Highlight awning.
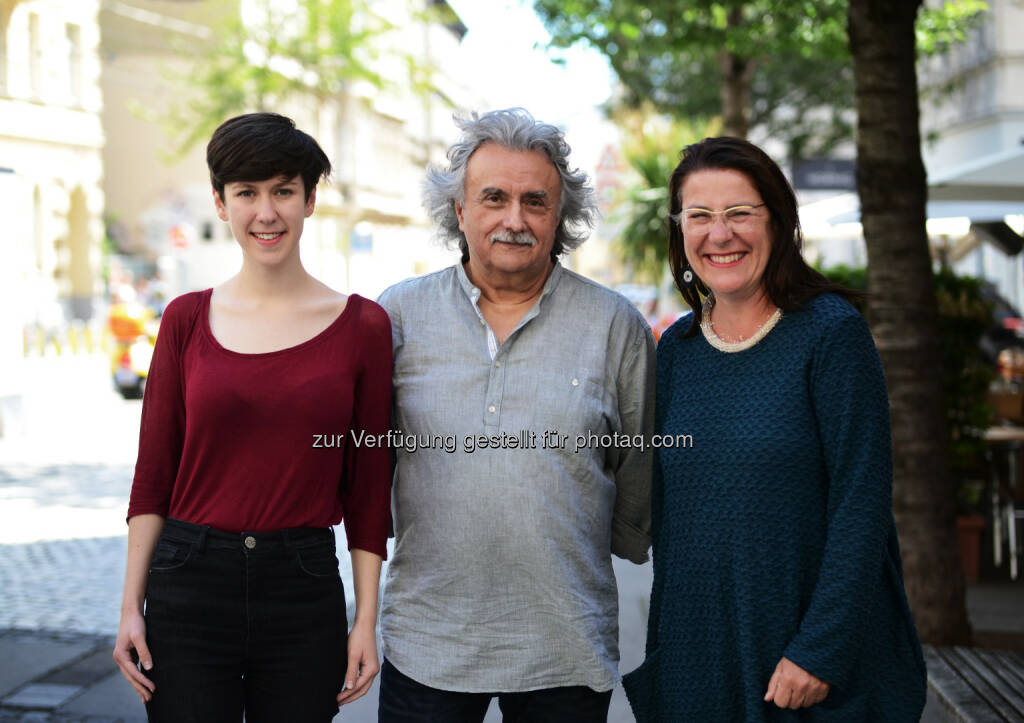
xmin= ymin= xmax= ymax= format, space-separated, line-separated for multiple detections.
xmin=928 ymin=146 xmax=1024 ymax=203
xmin=804 ymin=146 xmax=1024 ymax=224
xmin=823 ymin=199 xmax=1024 ymax=225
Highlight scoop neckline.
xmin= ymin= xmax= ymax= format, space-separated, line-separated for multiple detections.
xmin=200 ymin=288 xmax=359 ymax=358
xmin=699 ymin=297 xmax=783 ymax=353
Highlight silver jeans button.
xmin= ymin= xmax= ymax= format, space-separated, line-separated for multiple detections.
xmin=244 ymin=536 xmax=256 ymax=549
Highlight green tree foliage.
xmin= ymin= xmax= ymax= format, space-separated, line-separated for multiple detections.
xmin=612 ymin=112 xmax=720 ymax=283
xmin=167 ymin=0 xmax=438 ymax=153
xmin=534 ymin=0 xmax=986 ymax=158
xmin=564 ymin=0 xmax=987 ymax=290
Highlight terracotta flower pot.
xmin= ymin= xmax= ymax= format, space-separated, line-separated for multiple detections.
xmin=956 ymin=515 xmax=986 ymax=584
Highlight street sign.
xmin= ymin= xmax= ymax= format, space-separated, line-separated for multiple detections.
xmin=792 ymin=159 xmax=856 ymax=191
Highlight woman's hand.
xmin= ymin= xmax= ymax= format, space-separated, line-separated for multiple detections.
xmin=337 ymin=548 xmax=384 ymax=706
xmin=112 ymin=609 xmax=155 ymax=703
xmin=764 ymin=656 xmax=830 ymax=709
xmin=336 ymin=618 xmax=379 ymax=705
xmin=114 ymin=514 xmax=164 ymax=704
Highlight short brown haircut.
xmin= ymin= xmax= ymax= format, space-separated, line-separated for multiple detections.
xmin=207 ymin=113 xmax=331 ymax=202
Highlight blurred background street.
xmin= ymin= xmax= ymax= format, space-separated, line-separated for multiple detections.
xmin=0 ymin=352 xmax=136 ymax=635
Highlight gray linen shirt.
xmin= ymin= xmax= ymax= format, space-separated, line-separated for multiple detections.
xmin=377 ymin=261 xmax=655 ymax=693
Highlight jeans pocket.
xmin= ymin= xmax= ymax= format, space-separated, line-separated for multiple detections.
xmin=294 ymin=546 xmax=340 ymax=578
xmin=149 ymin=537 xmax=194 ymax=572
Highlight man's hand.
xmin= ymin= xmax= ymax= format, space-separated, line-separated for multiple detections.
xmin=112 ymin=610 xmax=155 ymax=703
xmin=764 ymin=656 xmax=830 ymax=709
xmin=336 ymin=619 xmax=379 ymax=705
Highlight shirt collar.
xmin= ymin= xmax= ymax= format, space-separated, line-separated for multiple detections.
xmin=455 ymin=260 xmax=565 ymax=309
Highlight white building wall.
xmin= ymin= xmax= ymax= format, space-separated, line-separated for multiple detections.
xmin=101 ymin=0 xmax=479 ymax=299
xmin=0 ymin=0 xmax=105 ymax=435
xmin=919 ymin=0 xmax=1024 ymax=173
xmin=811 ymin=0 xmax=1024 ymax=312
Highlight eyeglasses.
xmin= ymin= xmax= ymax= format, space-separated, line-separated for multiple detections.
xmin=676 ymin=204 xmax=766 ymax=232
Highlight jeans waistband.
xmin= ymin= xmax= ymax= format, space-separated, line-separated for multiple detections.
xmin=161 ymin=517 xmax=335 ymax=553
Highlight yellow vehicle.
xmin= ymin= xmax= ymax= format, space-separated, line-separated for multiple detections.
xmin=108 ymin=297 xmax=157 ymax=399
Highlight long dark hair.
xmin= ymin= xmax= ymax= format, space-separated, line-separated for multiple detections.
xmin=668 ymin=137 xmax=861 ymax=335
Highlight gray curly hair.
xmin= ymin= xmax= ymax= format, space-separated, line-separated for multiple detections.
xmin=423 ymin=108 xmax=598 ymax=262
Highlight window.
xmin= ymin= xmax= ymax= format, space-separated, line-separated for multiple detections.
xmin=33 ymin=186 xmax=45 ymax=271
xmin=29 ymin=13 xmax=41 ymax=98
xmin=66 ymin=23 xmax=82 ymax=104
xmin=0 ymin=10 xmax=7 ymax=92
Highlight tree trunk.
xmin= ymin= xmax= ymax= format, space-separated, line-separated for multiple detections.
xmin=719 ymin=8 xmax=752 ymax=138
xmin=848 ymin=0 xmax=970 ymax=645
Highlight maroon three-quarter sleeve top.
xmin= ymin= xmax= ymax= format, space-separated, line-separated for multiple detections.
xmin=127 ymin=289 xmax=393 ymax=558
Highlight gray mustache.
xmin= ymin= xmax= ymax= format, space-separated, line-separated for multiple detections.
xmin=490 ymin=231 xmax=537 ymax=246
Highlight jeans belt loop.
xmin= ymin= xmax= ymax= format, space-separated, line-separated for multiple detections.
xmin=196 ymin=524 xmax=209 ymax=554
xmin=281 ymin=528 xmax=294 ymax=552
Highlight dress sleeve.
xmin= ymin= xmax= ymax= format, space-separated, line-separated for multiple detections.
xmin=609 ymin=314 xmax=656 ymax=563
xmin=782 ymin=310 xmax=894 ymax=688
xmin=340 ymin=299 xmax=394 ymax=558
xmin=126 ymin=294 xmax=197 ymax=520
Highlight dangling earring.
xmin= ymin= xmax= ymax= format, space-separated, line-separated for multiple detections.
xmin=681 ymin=263 xmax=697 ymax=289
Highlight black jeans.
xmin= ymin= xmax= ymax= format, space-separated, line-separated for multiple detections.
xmin=143 ymin=518 xmax=347 ymax=723
xmin=378 ymin=658 xmax=612 ymax=723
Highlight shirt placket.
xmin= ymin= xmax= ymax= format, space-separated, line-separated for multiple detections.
xmin=466 ymin=286 xmax=505 ymax=429
xmin=463 ymin=267 xmax=557 ymax=432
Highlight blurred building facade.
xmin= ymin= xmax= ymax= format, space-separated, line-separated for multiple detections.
xmin=918 ymin=0 xmax=1024 ymax=308
xmin=100 ymin=0 xmax=480 ymax=301
xmin=0 ymin=0 xmax=104 ymax=322
xmin=0 ymin=0 xmax=105 ymax=432
xmin=808 ymin=0 xmax=1024 ymax=308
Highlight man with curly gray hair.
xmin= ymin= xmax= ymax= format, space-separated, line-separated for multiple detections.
xmin=376 ymin=108 xmax=655 ymax=722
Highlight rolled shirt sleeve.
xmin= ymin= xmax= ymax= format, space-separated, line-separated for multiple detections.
xmin=609 ymin=322 xmax=656 ymax=563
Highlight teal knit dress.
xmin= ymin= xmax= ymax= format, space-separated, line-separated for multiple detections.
xmin=622 ymin=293 xmax=926 ymax=722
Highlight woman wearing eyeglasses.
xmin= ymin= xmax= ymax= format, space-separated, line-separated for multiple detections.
xmin=622 ymin=137 xmax=926 ymax=721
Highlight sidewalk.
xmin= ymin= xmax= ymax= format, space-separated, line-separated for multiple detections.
xmin=1 ymin=579 xmax=1021 ymax=722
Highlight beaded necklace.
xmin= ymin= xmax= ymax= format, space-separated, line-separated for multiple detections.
xmin=700 ymin=296 xmax=782 ymax=353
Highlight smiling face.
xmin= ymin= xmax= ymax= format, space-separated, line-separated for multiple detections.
xmin=454 ymin=143 xmax=561 ymax=286
xmin=680 ymin=168 xmax=772 ymax=304
xmin=213 ymin=175 xmax=315 ymax=266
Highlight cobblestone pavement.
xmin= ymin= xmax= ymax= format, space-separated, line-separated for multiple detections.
xmin=0 ymin=537 xmax=125 ymax=634
xmin=0 ymin=356 xmax=139 ymax=634
xmin=0 ymin=462 xmax=147 ymax=635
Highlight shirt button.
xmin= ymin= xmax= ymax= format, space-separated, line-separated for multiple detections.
xmin=488 ymin=405 xmax=496 ymax=413
xmin=571 ymin=378 xmax=579 ymax=386
xmin=480 ymin=319 xmax=486 ymax=326
xmin=495 ymin=361 xmax=502 ymax=368
xmin=244 ymin=536 xmax=256 ymax=549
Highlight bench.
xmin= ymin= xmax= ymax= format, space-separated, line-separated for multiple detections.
xmin=923 ymin=645 xmax=1024 ymax=722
